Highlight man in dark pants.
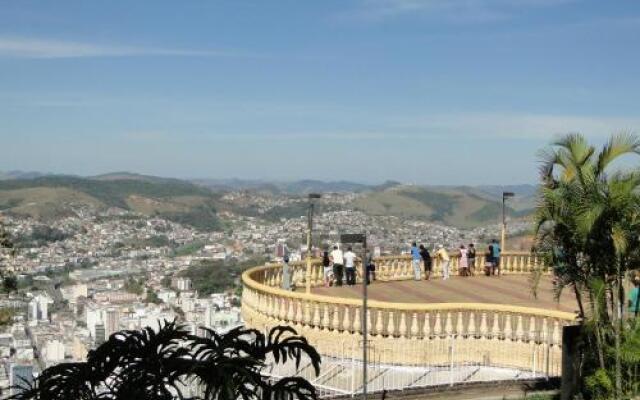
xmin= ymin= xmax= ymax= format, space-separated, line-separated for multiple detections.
xmin=330 ymin=245 xmax=344 ymax=286
xmin=419 ymin=244 xmax=432 ymax=280
xmin=365 ymin=249 xmax=376 ymax=284
xmin=344 ymin=246 xmax=357 ymax=286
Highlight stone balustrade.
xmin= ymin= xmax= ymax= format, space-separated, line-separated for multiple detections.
xmin=258 ymin=252 xmax=548 ymax=288
xmin=241 ymin=253 xmax=575 ymax=376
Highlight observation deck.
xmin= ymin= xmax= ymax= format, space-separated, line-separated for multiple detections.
xmin=241 ymin=252 xmax=578 ymax=393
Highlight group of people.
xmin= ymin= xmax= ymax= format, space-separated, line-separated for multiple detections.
xmin=322 ymin=245 xmax=376 ymax=287
xmin=281 ymin=239 xmax=504 ymax=290
xmin=410 ymin=239 xmax=502 ymax=281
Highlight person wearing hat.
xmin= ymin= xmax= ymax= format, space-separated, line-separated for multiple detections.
xmin=435 ymin=244 xmax=450 ymax=280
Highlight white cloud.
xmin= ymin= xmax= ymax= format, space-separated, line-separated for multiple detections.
xmin=115 ymin=113 xmax=640 ymax=143
xmin=0 ymin=37 xmax=242 ymax=59
xmin=384 ymin=112 xmax=640 ymax=139
xmin=345 ymin=0 xmax=575 ymax=22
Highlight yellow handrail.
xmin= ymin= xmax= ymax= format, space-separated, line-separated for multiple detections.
xmin=242 ymin=263 xmax=576 ymax=321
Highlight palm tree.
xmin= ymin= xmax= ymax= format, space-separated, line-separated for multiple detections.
xmin=535 ymin=133 xmax=640 ymax=399
xmin=7 ymin=321 xmax=321 ymax=400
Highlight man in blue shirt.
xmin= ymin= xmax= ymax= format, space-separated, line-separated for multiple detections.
xmin=491 ymin=239 xmax=501 ymax=275
xmin=411 ymin=242 xmax=421 ymax=280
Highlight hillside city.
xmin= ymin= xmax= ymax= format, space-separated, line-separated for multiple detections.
xmin=0 ymin=188 xmax=530 ymax=393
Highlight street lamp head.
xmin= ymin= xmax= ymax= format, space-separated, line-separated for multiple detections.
xmin=308 ymin=193 xmax=322 ymax=199
xmin=503 ymin=192 xmax=515 ymax=199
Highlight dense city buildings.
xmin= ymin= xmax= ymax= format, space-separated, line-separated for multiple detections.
xmin=0 ymin=189 xmax=528 ymax=393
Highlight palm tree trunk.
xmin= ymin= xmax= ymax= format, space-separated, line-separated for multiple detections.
xmin=614 ymin=273 xmax=624 ymax=399
xmin=587 ymin=282 xmax=606 ymax=370
xmin=573 ymin=283 xmax=585 ymax=320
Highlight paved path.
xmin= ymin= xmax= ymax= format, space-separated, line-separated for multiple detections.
xmin=309 ymin=275 xmax=578 ymax=313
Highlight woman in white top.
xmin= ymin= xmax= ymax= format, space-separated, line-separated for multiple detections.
xmin=458 ymin=244 xmax=469 ymax=277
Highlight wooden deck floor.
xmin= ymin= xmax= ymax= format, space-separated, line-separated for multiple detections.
xmin=309 ymin=275 xmax=578 ymax=313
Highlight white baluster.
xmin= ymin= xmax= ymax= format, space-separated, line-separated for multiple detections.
xmin=552 ymin=320 xmax=561 ymax=345
xmin=321 ymin=305 xmax=330 ymax=330
xmin=410 ymin=313 xmax=419 ymax=338
xmin=332 ymin=305 xmax=341 ymax=330
xmin=433 ymin=312 xmax=442 ymax=336
xmin=445 ymin=312 xmax=453 ymax=335
xmin=515 ymin=315 xmax=524 ymax=341
xmin=423 ymin=313 xmax=431 ymax=338
xmin=491 ymin=313 xmax=500 ymax=340
xmin=376 ymin=310 xmax=384 ymax=337
xmin=387 ymin=311 xmax=396 ymax=336
xmin=353 ymin=308 xmax=362 ymax=333
xmin=399 ymin=313 xmax=408 ymax=338
xmin=468 ymin=312 xmax=476 ymax=338
xmin=342 ymin=307 xmax=351 ymax=332
xmin=479 ymin=312 xmax=488 ymax=338
xmin=504 ymin=314 xmax=513 ymax=340
xmin=312 ymin=303 xmax=321 ymax=329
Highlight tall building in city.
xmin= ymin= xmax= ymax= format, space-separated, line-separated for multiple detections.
xmin=171 ymin=277 xmax=193 ymax=291
xmin=94 ymin=324 xmax=106 ymax=347
xmin=42 ymin=340 xmax=65 ymax=365
xmin=28 ymin=294 xmax=52 ymax=322
xmin=85 ymin=302 xmax=102 ymax=339
xmin=9 ymin=364 xmax=33 ymax=395
xmin=105 ymin=308 xmax=120 ymax=338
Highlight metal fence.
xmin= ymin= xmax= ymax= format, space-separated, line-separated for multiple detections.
xmin=263 ymin=333 xmax=560 ymax=398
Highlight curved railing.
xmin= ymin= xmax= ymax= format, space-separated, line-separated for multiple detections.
xmin=255 ymin=251 xmax=549 ymax=288
xmin=241 ymin=253 xmax=576 ymax=376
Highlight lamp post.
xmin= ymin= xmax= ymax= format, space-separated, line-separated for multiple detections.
xmin=305 ymin=193 xmax=321 ymax=293
xmin=501 ymin=191 xmax=515 ymax=252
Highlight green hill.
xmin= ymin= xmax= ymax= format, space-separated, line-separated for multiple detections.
xmin=0 ymin=176 xmax=223 ymax=231
xmin=352 ymin=185 xmax=534 ymax=228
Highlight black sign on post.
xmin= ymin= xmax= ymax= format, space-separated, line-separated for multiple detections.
xmin=340 ymin=233 xmax=366 ymax=244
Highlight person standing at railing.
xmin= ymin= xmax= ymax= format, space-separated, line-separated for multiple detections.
xmin=344 ymin=246 xmax=357 ymax=286
xmin=435 ymin=244 xmax=450 ymax=280
xmin=485 ymin=244 xmax=494 ymax=276
xmin=411 ymin=242 xmax=422 ymax=281
xmin=491 ymin=239 xmax=501 ymax=275
xmin=468 ymin=243 xmax=476 ymax=276
xmin=459 ymin=244 xmax=469 ymax=277
xmin=322 ymin=250 xmax=333 ymax=287
xmin=282 ymin=252 xmax=292 ymax=291
xmin=419 ymin=244 xmax=432 ymax=280
xmin=330 ymin=245 xmax=344 ymax=286
xmin=365 ymin=248 xmax=376 ymax=284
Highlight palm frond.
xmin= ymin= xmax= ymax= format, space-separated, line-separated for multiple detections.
xmin=596 ymin=131 xmax=640 ymax=176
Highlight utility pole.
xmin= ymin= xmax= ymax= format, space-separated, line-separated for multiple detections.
xmin=362 ymin=234 xmax=368 ymax=400
xmin=340 ymin=233 xmax=367 ymax=400
xmin=305 ymin=193 xmax=321 ymax=293
xmin=501 ymin=191 xmax=515 ymax=252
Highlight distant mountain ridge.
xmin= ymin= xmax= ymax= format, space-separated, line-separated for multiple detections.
xmin=193 ymin=178 xmax=372 ymax=194
xmin=0 ymin=174 xmax=222 ymax=231
xmin=352 ymin=184 xmax=537 ymax=228
xmin=0 ymin=170 xmax=48 ymax=180
xmin=0 ymin=171 xmax=538 ymax=229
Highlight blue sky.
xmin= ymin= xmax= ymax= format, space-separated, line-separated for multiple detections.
xmin=1 ymin=0 xmax=640 ymax=184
